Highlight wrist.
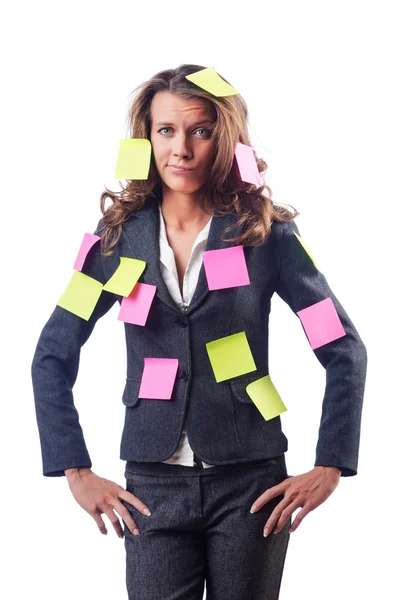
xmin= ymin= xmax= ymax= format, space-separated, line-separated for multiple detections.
xmin=64 ymin=467 xmax=92 ymax=481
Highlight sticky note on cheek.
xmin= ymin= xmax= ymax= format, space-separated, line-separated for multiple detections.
xmin=297 ymin=297 xmax=346 ymax=350
xmin=246 ymin=376 xmax=287 ymax=421
xmin=138 ymin=358 xmax=179 ymax=400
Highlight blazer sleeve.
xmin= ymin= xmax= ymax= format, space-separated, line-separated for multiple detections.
xmin=31 ymin=221 xmax=118 ymax=477
xmin=273 ymin=218 xmax=368 ymax=477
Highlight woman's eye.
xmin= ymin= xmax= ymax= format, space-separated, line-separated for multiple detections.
xmin=158 ymin=127 xmax=211 ymax=137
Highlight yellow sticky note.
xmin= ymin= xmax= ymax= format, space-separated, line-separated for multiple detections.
xmin=206 ymin=331 xmax=256 ymax=382
xmin=114 ymin=138 xmax=152 ymax=180
xmin=246 ymin=376 xmax=287 ymax=421
xmin=185 ymin=66 xmax=239 ymax=97
xmin=293 ymin=231 xmax=322 ymax=273
xmin=103 ymin=257 xmax=146 ymax=297
xmin=57 ymin=270 xmax=103 ymax=321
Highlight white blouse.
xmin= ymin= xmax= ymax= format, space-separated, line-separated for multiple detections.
xmin=157 ymin=200 xmax=215 ymax=468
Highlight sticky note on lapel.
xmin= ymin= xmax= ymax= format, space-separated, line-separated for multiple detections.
xmin=103 ymin=257 xmax=146 ymax=297
xmin=203 ymin=245 xmax=250 ymax=290
xmin=118 ymin=282 xmax=157 ymax=326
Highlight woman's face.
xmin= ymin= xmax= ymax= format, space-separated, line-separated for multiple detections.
xmin=150 ymin=91 xmax=216 ymax=195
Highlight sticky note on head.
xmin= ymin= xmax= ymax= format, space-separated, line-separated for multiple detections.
xmin=185 ymin=66 xmax=239 ymax=97
xmin=118 ymin=282 xmax=157 ymax=326
xmin=138 ymin=358 xmax=179 ymax=400
xmin=234 ymin=142 xmax=262 ymax=187
xmin=114 ymin=138 xmax=152 ymax=180
xmin=73 ymin=233 xmax=101 ymax=271
xmin=293 ymin=231 xmax=322 ymax=273
xmin=246 ymin=375 xmax=287 ymax=421
xmin=297 ymin=297 xmax=346 ymax=350
xmin=103 ymin=257 xmax=146 ymax=297
xmin=203 ymin=245 xmax=250 ymax=290
xmin=57 ymin=270 xmax=103 ymax=321
xmin=206 ymin=331 xmax=256 ymax=382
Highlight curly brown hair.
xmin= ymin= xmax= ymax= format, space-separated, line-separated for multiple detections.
xmin=97 ymin=64 xmax=299 ymax=256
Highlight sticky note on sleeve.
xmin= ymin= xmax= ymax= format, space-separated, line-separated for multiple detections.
xmin=138 ymin=358 xmax=179 ymax=400
xmin=293 ymin=231 xmax=322 ymax=273
xmin=185 ymin=66 xmax=239 ymax=97
xmin=103 ymin=257 xmax=146 ymax=297
xmin=297 ymin=297 xmax=346 ymax=350
xmin=57 ymin=270 xmax=103 ymax=320
xmin=234 ymin=142 xmax=262 ymax=186
xmin=114 ymin=138 xmax=152 ymax=180
xmin=246 ymin=375 xmax=287 ymax=421
xmin=73 ymin=233 xmax=101 ymax=271
xmin=203 ymin=245 xmax=250 ymax=290
xmin=206 ymin=331 xmax=256 ymax=382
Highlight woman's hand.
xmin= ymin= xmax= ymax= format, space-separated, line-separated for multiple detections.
xmin=250 ymin=466 xmax=341 ymax=536
xmin=65 ymin=468 xmax=151 ymax=538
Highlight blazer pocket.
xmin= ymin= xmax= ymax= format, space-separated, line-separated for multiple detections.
xmin=122 ymin=378 xmax=142 ymax=408
xmin=228 ymin=371 xmax=267 ymax=404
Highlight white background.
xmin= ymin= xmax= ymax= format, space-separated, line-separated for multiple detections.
xmin=2 ymin=1 xmax=395 ymax=598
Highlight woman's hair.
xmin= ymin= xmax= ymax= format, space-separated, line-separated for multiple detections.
xmin=97 ymin=64 xmax=299 ymax=256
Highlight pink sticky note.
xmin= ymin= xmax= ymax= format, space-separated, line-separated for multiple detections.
xmin=203 ymin=245 xmax=250 ymax=290
xmin=73 ymin=233 xmax=101 ymax=271
xmin=118 ymin=283 xmax=157 ymax=326
xmin=297 ymin=297 xmax=346 ymax=350
xmin=234 ymin=142 xmax=262 ymax=186
xmin=138 ymin=358 xmax=179 ymax=400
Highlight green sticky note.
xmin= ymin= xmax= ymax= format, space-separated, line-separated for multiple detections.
xmin=103 ymin=257 xmax=146 ymax=297
xmin=206 ymin=331 xmax=256 ymax=382
xmin=185 ymin=66 xmax=239 ymax=97
xmin=293 ymin=231 xmax=322 ymax=273
xmin=246 ymin=376 xmax=287 ymax=421
xmin=57 ymin=270 xmax=103 ymax=321
xmin=114 ymin=138 xmax=152 ymax=180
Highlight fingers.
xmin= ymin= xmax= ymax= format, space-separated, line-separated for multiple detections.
xmin=263 ymin=498 xmax=303 ymax=536
xmin=250 ymin=481 xmax=286 ymax=513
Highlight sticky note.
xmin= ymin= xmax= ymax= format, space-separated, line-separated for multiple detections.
xmin=118 ymin=282 xmax=157 ymax=326
xmin=114 ymin=138 xmax=152 ymax=180
xmin=206 ymin=331 xmax=256 ymax=382
xmin=293 ymin=231 xmax=322 ymax=273
xmin=185 ymin=66 xmax=239 ymax=97
xmin=246 ymin=376 xmax=287 ymax=421
xmin=103 ymin=257 xmax=146 ymax=297
xmin=297 ymin=297 xmax=346 ymax=350
xmin=203 ymin=246 xmax=250 ymax=290
xmin=73 ymin=233 xmax=101 ymax=271
xmin=234 ymin=142 xmax=262 ymax=186
xmin=138 ymin=358 xmax=179 ymax=400
xmin=57 ymin=270 xmax=103 ymax=321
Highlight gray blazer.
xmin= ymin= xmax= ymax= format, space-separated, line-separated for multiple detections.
xmin=31 ymin=195 xmax=367 ymax=477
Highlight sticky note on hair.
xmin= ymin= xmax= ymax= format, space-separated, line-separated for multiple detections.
xmin=234 ymin=142 xmax=262 ymax=186
xmin=138 ymin=358 xmax=179 ymax=400
xmin=103 ymin=257 xmax=146 ymax=297
xmin=203 ymin=245 xmax=250 ymax=290
xmin=297 ymin=297 xmax=346 ymax=350
xmin=185 ymin=66 xmax=239 ymax=97
xmin=114 ymin=138 xmax=152 ymax=180
xmin=246 ymin=376 xmax=287 ymax=421
xmin=118 ymin=282 xmax=157 ymax=326
xmin=206 ymin=331 xmax=256 ymax=382
xmin=73 ymin=233 xmax=101 ymax=271
xmin=293 ymin=231 xmax=322 ymax=273
xmin=57 ymin=270 xmax=103 ymax=321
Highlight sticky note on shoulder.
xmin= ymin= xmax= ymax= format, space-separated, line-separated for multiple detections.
xmin=246 ymin=376 xmax=287 ymax=421
xmin=73 ymin=233 xmax=101 ymax=271
xmin=293 ymin=231 xmax=322 ymax=273
xmin=103 ymin=257 xmax=146 ymax=297
xmin=185 ymin=66 xmax=239 ymax=97
xmin=114 ymin=138 xmax=152 ymax=180
xmin=206 ymin=331 xmax=256 ymax=382
xmin=297 ymin=297 xmax=346 ymax=350
xmin=203 ymin=245 xmax=250 ymax=290
xmin=57 ymin=270 xmax=103 ymax=320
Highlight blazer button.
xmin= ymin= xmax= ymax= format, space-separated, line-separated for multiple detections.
xmin=174 ymin=316 xmax=188 ymax=327
xmin=179 ymin=369 xmax=189 ymax=380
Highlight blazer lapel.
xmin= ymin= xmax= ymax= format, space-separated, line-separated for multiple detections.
xmin=122 ymin=194 xmax=246 ymax=315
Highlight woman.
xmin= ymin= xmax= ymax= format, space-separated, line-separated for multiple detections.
xmin=31 ymin=64 xmax=367 ymax=599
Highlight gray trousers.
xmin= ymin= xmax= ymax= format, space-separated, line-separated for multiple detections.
xmin=121 ymin=455 xmax=291 ymax=600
